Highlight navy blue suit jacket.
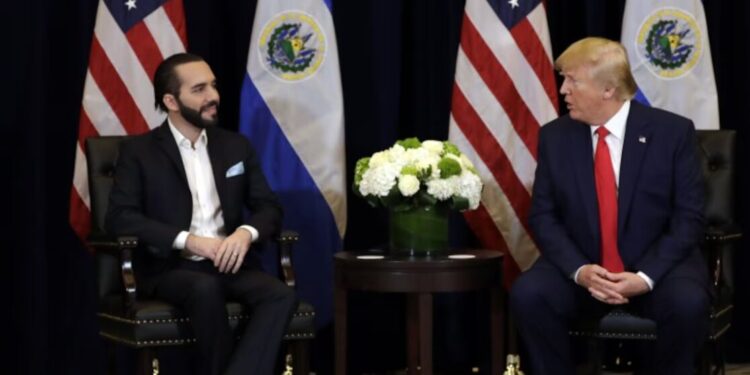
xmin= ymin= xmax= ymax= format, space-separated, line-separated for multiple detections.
xmin=528 ymin=101 xmax=706 ymax=286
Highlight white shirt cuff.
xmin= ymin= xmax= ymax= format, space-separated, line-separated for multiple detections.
xmin=238 ymin=225 xmax=258 ymax=242
xmin=173 ymin=231 xmax=190 ymax=250
xmin=636 ymin=271 xmax=654 ymax=290
xmin=573 ymin=265 xmax=585 ymax=284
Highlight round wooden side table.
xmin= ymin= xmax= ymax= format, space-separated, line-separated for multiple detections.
xmin=334 ymin=250 xmax=504 ymax=375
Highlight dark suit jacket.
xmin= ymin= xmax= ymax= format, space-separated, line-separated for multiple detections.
xmin=529 ymin=101 xmax=706 ymax=286
xmin=105 ymin=122 xmax=282 ymax=289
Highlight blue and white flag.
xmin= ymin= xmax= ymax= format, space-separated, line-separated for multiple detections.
xmin=240 ymin=0 xmax=345 ymax=326
xmin=621 ymin=0 xmax=719 ymax=129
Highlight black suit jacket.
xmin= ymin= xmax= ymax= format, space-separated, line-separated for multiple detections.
xmin=105 ymin=122 xmax=282 ymax=289
xmin=529 ymin=101 xmax=707 ymax=286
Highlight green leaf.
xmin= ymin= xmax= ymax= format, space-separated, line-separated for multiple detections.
xmin=417 ymin=190 xmax=438 ymax=206
xmin=450 ymin=196 xmax=470 ymax=211
xmin=378 ymin=185 xmax=404 ymax=207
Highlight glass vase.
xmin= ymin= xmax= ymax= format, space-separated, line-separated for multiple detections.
xmin=389 ymin=206 xmax=449 ymax=256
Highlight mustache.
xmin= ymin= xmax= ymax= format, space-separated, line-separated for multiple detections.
xmin=200 ymin=101 xmax=219 ymax=113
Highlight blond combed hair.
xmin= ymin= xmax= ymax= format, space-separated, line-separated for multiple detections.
xmin=555 ymin=37 xmax=638 ymax=101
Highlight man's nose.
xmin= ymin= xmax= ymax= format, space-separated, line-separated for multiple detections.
xmin=559 ymin=81 xmax=569 ymax=95
xmin=206 ymin=86 xmax=220 ymax=101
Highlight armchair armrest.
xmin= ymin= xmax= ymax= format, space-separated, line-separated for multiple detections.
xmin=276 ymin=230 xmax=300 ymax=288
xmin=703 ymin=224 xmax=742 ymax=289
xmin=89 ymin=236 xmax=139 ymax=314
xmin=705 ymin=224 xmax=742 ymax=243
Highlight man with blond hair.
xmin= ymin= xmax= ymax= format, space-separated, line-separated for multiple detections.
xmin=510 ymin=37 xmax=709 ymax=374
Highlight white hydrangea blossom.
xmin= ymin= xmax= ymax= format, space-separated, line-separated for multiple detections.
xmin=359 ymin=164 xmax=400 ymax=197
xmin=460 ymin=154 xmax=475 ymax=170
xmin=456 ymin=171 xmax=483 ymax=209
xmin=387 ymin=144 xmax=406 ymax=163
xmin=398 ymin=174 xmax=420 ymax=197
xmin=369 ymin=150 xmax=390 ymax=168
xmin=354 ymin=139 xmax=484 ymax=211
xmin=421 ymin=140 xmax=444 ymax=155
xmin=403 ymin=147 xmax=429 ymax=165
xmin=415 ymin=153 xmax=440 ymax=177
xmin=426 ymin=177 xmax=457 ymax=201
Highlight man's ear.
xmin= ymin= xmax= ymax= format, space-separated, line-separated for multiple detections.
xmin=163 ymin=94 xmax=179 ymax=112
xmin=602 ymin=86 xmax=616 ymax=100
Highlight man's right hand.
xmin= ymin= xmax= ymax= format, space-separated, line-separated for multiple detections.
xmin=185 ymin=234 xmax=222 ymax=260
xmin=576 ymin=264 xmax=629 ymax=305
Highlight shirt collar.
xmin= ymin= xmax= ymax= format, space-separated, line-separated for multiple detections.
xmin=167 ymin=118 xmax=208 ymax=149
xmin=590 ymin=100 xmax=630 ymax=141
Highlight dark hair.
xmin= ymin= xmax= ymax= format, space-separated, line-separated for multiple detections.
xmin=153 ymin=53 xmax=205 ymax=112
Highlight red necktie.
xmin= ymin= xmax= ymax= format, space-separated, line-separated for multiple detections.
xmin=594 ymin=127 xmax=624 ymax=272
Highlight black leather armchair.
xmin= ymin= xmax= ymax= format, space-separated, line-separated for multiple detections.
xmin=86 ymin=136 xmax=316 ymax=374
xmin=568 ymin=130 xmax=741 ymax=375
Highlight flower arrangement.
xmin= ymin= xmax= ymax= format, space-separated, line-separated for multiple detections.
xmin=353 ymin=137 xmax=483 ymax=212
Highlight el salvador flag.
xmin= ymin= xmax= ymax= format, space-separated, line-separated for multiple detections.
xmin=240 ymin=0 xmax=346 ymax=327
xmin=621 ymin=0 xmax=719 ymax=129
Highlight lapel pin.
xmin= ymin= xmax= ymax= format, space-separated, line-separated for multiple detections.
xmin=638 ymin=136 xmax=647 ymax=144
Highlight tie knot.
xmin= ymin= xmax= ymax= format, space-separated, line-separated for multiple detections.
xmin=596 ymin=126 xmax=609 ymax=138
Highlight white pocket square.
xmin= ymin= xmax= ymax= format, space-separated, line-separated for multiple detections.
xmin=225 ymin=162 xmax=245 ymax=178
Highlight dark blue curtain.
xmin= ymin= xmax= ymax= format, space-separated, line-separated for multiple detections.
xmin=9 ymin=0 xmax=750 ymax=374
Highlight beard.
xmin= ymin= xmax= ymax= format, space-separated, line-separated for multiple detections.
xmin=177 ymin=98 xmax=220 ymax=129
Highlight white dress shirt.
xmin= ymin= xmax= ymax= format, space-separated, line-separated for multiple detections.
xmin=573 ymin=101 xmax=654 ymax=290
xmin=167 ymin=120 xmax=257 ymax=261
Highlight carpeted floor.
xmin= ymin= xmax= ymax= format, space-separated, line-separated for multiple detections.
xmin=349 ymin=363 xmax=750 ymax=374
xmin=726 ymin=363 xmax=750 ymax=374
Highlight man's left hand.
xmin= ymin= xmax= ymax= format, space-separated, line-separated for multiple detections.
xmin=595 ymin=271 xmax=650 ymax=299
xmin=215 ymin=229 xmax=253 ymax=273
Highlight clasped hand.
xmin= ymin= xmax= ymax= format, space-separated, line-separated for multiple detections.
xmin=185 ymin=230 xmax=253 ymax=274
xmin=576 ymin=264 xmax=650 ymax=305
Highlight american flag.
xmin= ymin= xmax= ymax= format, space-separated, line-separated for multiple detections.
xmin=448 ymin=0 xmax=558 ymax=287
xmin=69 ymin=0 xmax=187 ymax=241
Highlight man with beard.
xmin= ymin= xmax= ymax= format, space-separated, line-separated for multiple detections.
xmin=106 ymin=53 xmax=297 ymax=375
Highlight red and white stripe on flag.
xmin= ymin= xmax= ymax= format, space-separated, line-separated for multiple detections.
xmin=448 ymin=0 xmax=558 ymax=287
xmin=69 ymin=0 xmax=187 ymax=241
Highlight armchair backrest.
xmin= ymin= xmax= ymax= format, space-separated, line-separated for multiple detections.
xmin=85 ymin=136 xmax=133 ymax=299
xmin=697 ymin=130 xmax=736 ymax=228
xmin=696 ymin=130 xmax=736 ymax=289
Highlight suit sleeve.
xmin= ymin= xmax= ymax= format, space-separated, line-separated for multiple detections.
xmin=528 ymin=128 xmax=590 ymax=277
xmin=635 ymin=122 xmax=705 ymax=284
xmin=105 ymin=140 xmax=183 ymax=254
xmin=241 ymin=140 xmax=282 ymax=242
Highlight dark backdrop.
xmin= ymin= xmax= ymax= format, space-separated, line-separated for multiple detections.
xmin=9 ymin=0 xmax=750 ymax=374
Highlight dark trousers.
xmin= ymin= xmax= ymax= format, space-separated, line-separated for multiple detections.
xmin=149 ymin=259 xmax=298 ymax=375
xmin=509 ymin=260 xmax=710 ymax=375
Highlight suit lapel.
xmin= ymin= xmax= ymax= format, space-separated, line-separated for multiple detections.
xmin=154 ymin=122 xmax=189 ymax=185
xmin=206 ymin=127 xmax=228 ymax=209
xmin=570 ymin=121 xmax=600 ymax=242
xmin=617 ymin=102 xmax=652 ymax=237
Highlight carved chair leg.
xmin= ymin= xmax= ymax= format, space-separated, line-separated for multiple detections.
xmin=136 ymin=348 xmax=159 ymax=375
xmin=588 ymin=338 xmax=603 ymax=375
xmin=106 ymin=342 xmax=117 ymax=375
xmin=288 ymin=340 xmax=310 ymax=375
xmin=712 ymin=338 xmax=726 ymax=375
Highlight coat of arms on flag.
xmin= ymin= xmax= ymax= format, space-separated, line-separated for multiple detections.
xmin=622 ymin=0 xmax=719 ymax=130
xmin=258 ymin=11 xmax=327 ymax=81
xmin=636 ymin=8 xmax=703 ymax=79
